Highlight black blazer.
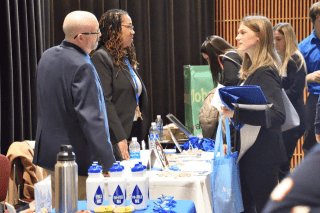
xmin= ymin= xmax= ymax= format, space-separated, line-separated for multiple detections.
xmin=235 ymin=66 xmax=287 ymax=166
xmin=221 ymin=51 xmax=242 ymax=86
xmin=282 ymin=54 xmax=307 ymax=131
xmin=91 ymin=45 xmax=149 ymax=145
xmin=33 ymin=40 xmax=115 ymax=176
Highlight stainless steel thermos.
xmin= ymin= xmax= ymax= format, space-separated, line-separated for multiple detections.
xmin=55 ymin=145 xmax=78 ymax=213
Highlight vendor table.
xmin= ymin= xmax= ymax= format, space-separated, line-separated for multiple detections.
xmin=52 ymin=199 xmax=196 ymax=213
xmin=105 ymin=149 xmax=213 ymax=213
xmin=148 ymin=172 xmax=212 ymax=213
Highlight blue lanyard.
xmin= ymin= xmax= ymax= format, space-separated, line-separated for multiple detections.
xmin=125 ymin=59 xmax=139 ymax=104
xmin=86 ymin=55 xmax=111 ymax=145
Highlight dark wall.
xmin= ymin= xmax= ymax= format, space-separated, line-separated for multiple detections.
xmin=1 ymin=0 xmax=215 ymax=155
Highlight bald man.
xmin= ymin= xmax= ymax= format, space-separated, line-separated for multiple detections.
xmin=33 ymin=11 xmax=116 ymax=203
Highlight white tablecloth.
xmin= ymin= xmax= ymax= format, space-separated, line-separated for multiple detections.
xmin=104 ymin=150 xmax=213 ymax=213
xmin=104 ymin=173 xmax=212 ymax=213
xmin=148 ymin=172 xmax=212 ymax=213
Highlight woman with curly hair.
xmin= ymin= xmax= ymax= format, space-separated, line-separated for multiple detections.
xmin=91 ymin=9 xmax=149 ymax=161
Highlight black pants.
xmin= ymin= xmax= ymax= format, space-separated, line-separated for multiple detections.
xmin=240 ymin=162 xmax=279 ymax=213
xmin=303 ymin=93 xmax=319 ymax=153
xmin=278 ymin=126 xmax=304 ymax=182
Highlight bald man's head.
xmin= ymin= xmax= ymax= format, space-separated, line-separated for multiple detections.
xmin=63 ymin=11 xmax=98 ymax=40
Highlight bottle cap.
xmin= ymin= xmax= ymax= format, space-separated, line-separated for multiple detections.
xmin=131 ymin=163 xmax=144 ymax=172
xmin=132 ymin=137 xmax=137 ymax=142
xmin=139 ymin=162 xmax=147 ymax=171
xmin=56 ymin=145 xmax=76 ymax=161
xmin=151 ymin=122 xmax=156 ymax=126
xmin=109 ymin=163 xmax=124 ymax=172
xmin=157 ymin=115 xmax=161 ymax=119
xmin=88 ymin=164 xmax=102 ymax=173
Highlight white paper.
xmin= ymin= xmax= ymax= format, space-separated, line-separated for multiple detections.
xmin=210 ymin=84 xmax=225 ymax=111
xmin=35 ymin=175 xmax=52 ymax=213
xmin=237 ymin=124 xmax=261 ymax=163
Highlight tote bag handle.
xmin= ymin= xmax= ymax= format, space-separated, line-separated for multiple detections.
xmin=214 ymin=115 xmax=231 ymax=158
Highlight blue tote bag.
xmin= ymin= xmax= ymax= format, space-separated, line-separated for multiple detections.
xmin=211 ymin=116 xmax=243 ymax=213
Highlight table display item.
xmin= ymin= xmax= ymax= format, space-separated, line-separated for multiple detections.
xmin=139 ymin=162 xmax=149 ymax=206
xmin=35 ymin=175 xmax=52 ymax=213
xmin=153 ymin=195 xmax=177 ymax=212
xmin=184 ymin=65 xmax=215 ymax=136
xmin=86 ymin=163 xmax=105 ymax=210
xmin=93 ymin=205 xmax=116 ymax=213
xmin=141 ymin=140 xmax=146 ymax=150
xmin=108 ymin=162 xmax=126 ymax=207
xmin=155 ymin=115 xmax=164 ymax=141
xmin=113 ymin=206 xmax=135 ymax=213
xmin=166 ymin=113 xmax=194 ymax=138
xmin=128 ymin=164 xmax=148 ymax=210
xmin=55 ymin=145 xmax=78 ymax=213
xmin=149 ymin=122 xmax=159 ymax=150
xmin=129 ymin=137 xmax=141 ymax=159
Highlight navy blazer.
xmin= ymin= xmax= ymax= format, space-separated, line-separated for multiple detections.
xmin=235 ymin=66 xmax=287 ymax=166
xmin=91 ymin=45 xmax=149 ymax=145
xmin=33 ymin=40 xmax=115 ymax=176
xmin=263 ymin=144 xmax=320 ymax=212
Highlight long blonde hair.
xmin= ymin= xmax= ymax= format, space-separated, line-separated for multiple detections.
xmin=239 ymin=16 xmax=281 ymax=80
xmin=273 ymin=23 xmax=307 ymax=77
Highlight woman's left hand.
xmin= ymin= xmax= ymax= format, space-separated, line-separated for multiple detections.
xmin=220 ymin=106 xmax=234 ymax=118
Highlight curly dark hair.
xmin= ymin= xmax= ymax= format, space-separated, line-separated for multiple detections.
xmin=98 ymin=9 xmax=139 ymax=77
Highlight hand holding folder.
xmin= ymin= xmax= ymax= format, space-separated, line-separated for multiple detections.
xmin=218 ymin=85 xmax=268 ymax=110
xmin=217 ymin=85 xmax=274 ymax=162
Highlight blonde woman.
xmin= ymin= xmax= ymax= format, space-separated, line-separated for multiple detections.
xmin=221 ymin=16 xmax=287 ymax=213
xmin=273 ymin=23 xmax=307 ymax=182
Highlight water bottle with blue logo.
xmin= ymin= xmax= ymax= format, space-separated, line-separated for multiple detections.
xmin=138 ymin=162 xmax=149 ymax=206
xmin=129 ymin=137 xmax=141 ymax=159
xmin=155 ymin=115 xmax=163 ymax=141
xmin=128 ymin=163 xmax=148 ymax=210
xmin=108 ymin=162 xmax=126 ymax=207
xmin=149 ymin=122 xmax=159 ymax=150
xmin=86 ymin=163 xmax=105 ymax=211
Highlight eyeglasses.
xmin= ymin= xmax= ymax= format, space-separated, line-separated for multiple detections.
xmin=122 ymin=25 xmax=134 ymax=31
xmin=74 ymin=29 xmax=100 ymax=39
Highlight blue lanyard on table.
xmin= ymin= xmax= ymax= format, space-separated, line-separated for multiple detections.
xmin=125 ymin=59 xmax=139 ymax=104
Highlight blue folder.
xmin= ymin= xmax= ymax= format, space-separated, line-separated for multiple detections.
xmin=218 ymin=86 xmax=267 ymax=110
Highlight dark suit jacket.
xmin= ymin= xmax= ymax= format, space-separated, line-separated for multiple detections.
xmin=282 ymin=54 xmax=307 ymax=131
xmin=33 ymin=40 xmax=115 ymax=176
xmin=91 ymin=45 xmax=149 ymax=146
xmin=235 ymin=66 xmax=287 ymax=166
xmin=263 ymin=144 xmax=320 ymax=213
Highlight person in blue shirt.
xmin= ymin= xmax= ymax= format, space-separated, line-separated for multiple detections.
xmin=298 ymin=2 xmax=320 ymax=154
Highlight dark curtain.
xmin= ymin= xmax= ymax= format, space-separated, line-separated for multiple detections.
xmin=1 ymin=0 xmax=52 ymax=154
xmin=0 ymin=0 xmax=215 ymax=155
